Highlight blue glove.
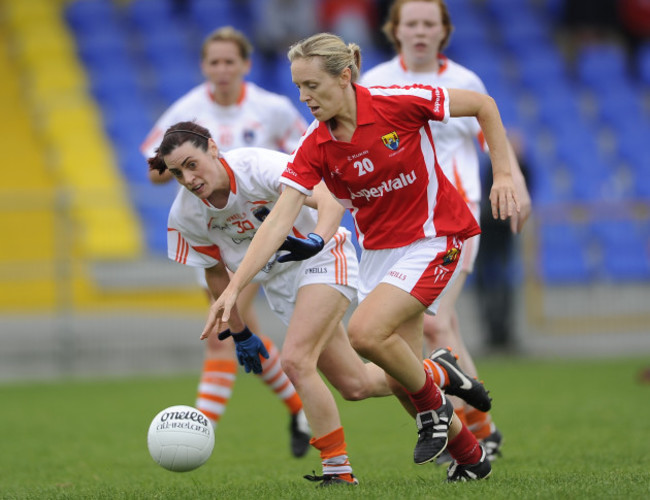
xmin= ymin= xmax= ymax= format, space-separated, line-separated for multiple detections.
xmin=277 ymin=233 xmax=325 ymax=263
xmin=218 ymin=327 xmax=269 ymax=374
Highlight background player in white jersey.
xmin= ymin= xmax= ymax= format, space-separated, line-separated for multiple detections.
xmin=139 ymin=27 xmax=310 ymax=457
xmin=141 ymin=26 xmax=307 ymax=183
xmin=360 ymin=0 xmax=532 ymax=462
xmin=205 ymin=33 xmax=520 ymax=483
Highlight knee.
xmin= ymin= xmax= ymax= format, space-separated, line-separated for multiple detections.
xmin=280 ymin=354 xmax=304 ymax=385
xmin=347 ymin=323 xmax=376 ymax=360
xmin=337 ymin=387 xmax=365 ymax=401
xmin=281 ymin=350 xmax=319 ymax=386
xmin=422 ymin=314 xmax=452 ymax=345
xmin=335 ymin=379 xmax=369 ymax=401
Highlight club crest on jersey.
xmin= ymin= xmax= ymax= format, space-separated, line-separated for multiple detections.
xmin=243 ymin=129 xmax=255 ymax=144
xmin=442 ymin=247 xmax=460 ymax=265
xmin=382 ymin=131 xmax=399 ymax=151
xmin=252 ymin=205 xmax=270 ymax=222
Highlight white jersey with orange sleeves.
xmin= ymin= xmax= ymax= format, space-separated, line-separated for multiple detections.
xmin=360 ymin=54 xmax=487 ymax=205
xmin=167 ymin=147 xmax=358 ymax=324
xmin=281 ymin=84 xmax=480 ymax=251
xmin=140 ymin=81 xmax=307 ymax=158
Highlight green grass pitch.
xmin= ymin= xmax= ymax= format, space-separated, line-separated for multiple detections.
xmin=1 ymin=357 xmax=649 ymax=499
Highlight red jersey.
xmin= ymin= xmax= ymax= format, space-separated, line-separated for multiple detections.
xmin=281 ymin=84 xmax=480 ymax=250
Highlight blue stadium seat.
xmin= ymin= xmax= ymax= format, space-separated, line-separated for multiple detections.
xmin=533 ymin=82 xmax=584 ymax=128
xmin=448 ymin=40 xmax=502 ymax=68
xmin=547 ymin=118 xmax=615 ymax=203
xmin=452 ymin=46 xmax=511 ymax=95
xmin=65 ymin=0 xmax=119 ymax=37
xmin=531 ymin=75 xmax=580 ymax=100
xmin=89 ymin=65 xmax=143 ymax=110
xmin=117 ymin=146 xmax=151 ymax=184
xmin=154 ymin=63 xmax=204 ymax=107
xmin=634 ymin=170 xmax=650 ymax=200
xmin=76 ymin=30 xmax=133 ymax=73
xmin=359 ymin=46 xmax=390 ymax=76
xmin=132 ymin=183 xmax=179 ymax=255
xmin=484 ymin=0 xmax=536 ymax=21
xmin=538 ymin=222 xmax=594 ymax=284
xmin=592 ymin=219 xmax=640 ymax=242
xmin=447 ymin=11 xmax=492 ymax=53
xmin=537 ymin=0 xmax=564 ymax=21
xmin=550 ymin=119 xmax=600 ymax=166
xmin=498 ymin=13 xmax=553 ymax=57
xmin=637 ymin=42 xmax=650 ymax=86
xmin=525 ymin=152 xmax=560 ymax=206
xmin=189 ymin=0 xmax=255 ymax=38
xmin=245 ymin=51 xmax=284 ymax=91
xmin=529 ymin=174 xmax=557 ymax=206
xmin=595 ymin=83 xmax=647 ymax=129
xmin=138 ymin=206 xmax=171 ymax=255
xmin=487 ymin=84 xmax=522 ymax=128
xmin=140 ymin=27 xmax=196 ymax=70
xmin=592 ymin=220 xmax=650 ymax=281
xmin=575 ymin=43 xmax=630 ymax=91
xmin=516 ymin=46 xmax=570 ymax=92
xmin=445 ymin=0 xmax=479 ymax=19
xmin=600 ymin=247 xmax=650 ymax=281
xmin=104 ymin=104 xmax=153 ymax=153
xmin=614 ymin=121 xmax=650 ymax=171
xmin=125 ymin=0 xmax=178 ymax=32
xmin=569 ymin=160 xmax=613 ymax=202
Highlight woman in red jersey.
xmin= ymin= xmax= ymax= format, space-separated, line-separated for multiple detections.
xmin=202 ymin=32 xmax=519 ymax=483
xmin=361 ymin=0 xmax=533 ymax=464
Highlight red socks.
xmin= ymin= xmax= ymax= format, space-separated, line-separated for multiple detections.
xmin=406 ymin=371 xmax=442 ymax=413
xmin=447 ymin=423 xmax=482 ymax=465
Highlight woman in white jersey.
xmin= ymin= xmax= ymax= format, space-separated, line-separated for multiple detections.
xmin=204 ymin=33 xmax=520 ymax=483
xmin=141 ymin=26 xmax=307 ymax=183
xmin=360 ymin=0 xmax=532 ymax=462
xmin=147 ymin=121 xmax=485 ymax=487
xmin=140 ymin=27 xmax=311 ymax=456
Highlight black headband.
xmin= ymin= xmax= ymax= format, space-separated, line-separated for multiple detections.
xmin=164 ymin=129 xmax=210 ymax=141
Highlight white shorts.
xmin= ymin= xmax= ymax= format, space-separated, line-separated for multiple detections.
xmin=194 ymin=265 xmax=208 ymax=289
xmin=357 ymin=235 xmax=466 ymax=315
xmin=461 ymin=202 xmax=481 ymax=274
xmin=194 ymin=265 xmax=257 ymax=292
xmin=262 ymin=228 xmax=359 ymax=325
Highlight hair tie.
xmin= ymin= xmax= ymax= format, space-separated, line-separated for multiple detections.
xmin=164 ymin=129 xmax=210 ymax=140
